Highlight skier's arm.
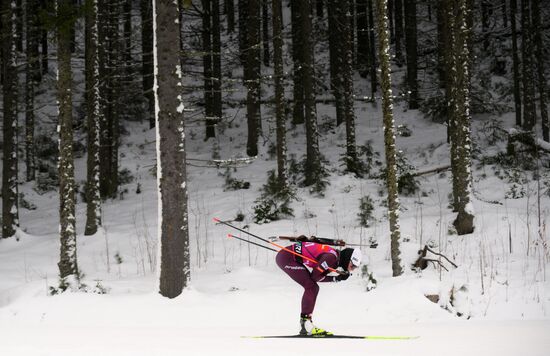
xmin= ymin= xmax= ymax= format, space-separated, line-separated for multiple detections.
xmin=311 ymin=254 xmax=338 ymax=282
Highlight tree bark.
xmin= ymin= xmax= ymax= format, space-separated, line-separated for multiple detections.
xmin=356 ymin=0 xmax=369 ymax=76
xmin=393 ymin=0 xmax=403 ymax=65
xmin=367 ymin=0 xmax=377 ymax=97
xmin=532 ymin=0 xmax=548 ymax=142
xmin=226 ymin=0 xmax=235 ymax=33
xmin=141 ymin=0 xmax=155 ymax=128
xmin=262 ymin=0 xmax=269 ymax=66
xmin=328 ymin=1 xmax=344 ymax=126
xmin=510 ymin=0 xmax=521 ymax=127
xmin=291 ymin=0 xmax=304 ymax=125
xmin=375 ymin=0 xmax=403 ymax=276
xmin=300 ymin=0 xmax=323 ymax=188
xmin=341 ymin=0 xmax=359 ymax=175
xmin=1 ymin=0 xmax=19 ymax=239
xmin=57 ymin=0 xmax=79 ymax=281
xmin=40 ymin=0 xmax=49 ymax=75
xmin=155 ymin=0 xmax=191 ymax=298
xmin=520 ymin=0 xmax=535 ymax=131
xmin=245 ymin=0 xmax=261 ymax=156
xmin=404 ymin=0 xmax=419 ymax=109
xmin=448 ymin=0 xmax=475 ymax=235
xmin=202 ymin=0 xmax=215 ymax=139
xmin=238 ymin=0 xmax=248 ymax=64
xmin=272 ymin=0 xmax=287 ymax=187
xmin=26 ymin=0 xmax=39 ymax=182
xmin=85 ymin=0 xmax=102 ymax=236
xmin=212 ymin=0 xmax=223 ymax=126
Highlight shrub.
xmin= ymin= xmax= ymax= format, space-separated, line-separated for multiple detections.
xmin=253 ymin=170 xmax=296 ymax=224
xmin=357 ymin=195 xmax=375 ymax=228
xmin=223 ymin=168 xmax=250 ymax=191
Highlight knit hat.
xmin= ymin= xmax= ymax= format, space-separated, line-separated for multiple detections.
xmin=339 ymin=248 xmax=362 ymax=269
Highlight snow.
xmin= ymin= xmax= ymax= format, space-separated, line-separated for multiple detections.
xmin=1 ymin=5 xmax=550 ymax=356
xmin=1 ymin=100 xmax=548 ymax=355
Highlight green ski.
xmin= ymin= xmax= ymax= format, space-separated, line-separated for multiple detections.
xmin=242 ymin=334 xmax=419 ymax=340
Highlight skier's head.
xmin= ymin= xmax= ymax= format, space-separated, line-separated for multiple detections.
xmin=339 ymin=248 xmax=362 ymax=272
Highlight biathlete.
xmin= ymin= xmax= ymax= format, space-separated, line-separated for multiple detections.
xmin=275 ymin=241 xmax=362 ymax=336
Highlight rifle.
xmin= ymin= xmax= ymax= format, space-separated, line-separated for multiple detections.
xmin=275 ymin=235 xmax=347 ymax=247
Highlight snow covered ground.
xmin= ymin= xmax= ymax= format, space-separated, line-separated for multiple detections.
xmin=1 ymin=95 xmax=549 ymax=355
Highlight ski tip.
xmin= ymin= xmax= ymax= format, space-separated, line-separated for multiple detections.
xmin=213 ymin=217 xmax=220 ymax=223
xmin=227 ymin=233 xmax=234 ymax=238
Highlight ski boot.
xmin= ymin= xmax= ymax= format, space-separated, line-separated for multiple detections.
xmin=300 ymin=314 xmax=333 ymax=336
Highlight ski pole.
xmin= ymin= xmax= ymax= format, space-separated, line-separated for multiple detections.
xmin=227 ymin=234 xmax=278 ymax=252
xmin=214 ymin=218 xmax=342 ymax=274
xmin=228 ymin=234 xmax=337 ymax=274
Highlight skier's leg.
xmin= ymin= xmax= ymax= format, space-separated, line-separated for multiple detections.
xmin=276 ymin=250 xmax=319 ymax=315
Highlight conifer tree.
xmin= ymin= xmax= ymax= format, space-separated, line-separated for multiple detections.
xmin=510 ymin=0 xmax=521 ymax=127
xmin=245 ymin=0 xmax=261 ymax=157
xmin=520 ymin=0 xmax=535 ymax=131
xmin=532 ymin=0 xmax=548 ymax=142
xmin=154 ymin=0 xmax=191 ymax=298
xmin=300 ymin=0 xmax=323 ymax=189
xmin=57 ymin=0 xmax=79 ymax=283
xmin=448 ymin=0 xmax=475 ymax=235
xmin=141 ymin=0 xmax=155 ymax=128
xmin=375 ymin=0 xmax=403 ymax=276
xmin=272 ymin=0 xmax=287 ymax=186
xmin=2 ymin=0 xmax=19 ymax=239
xmin=26 ymin=0 xmax=40 ymax=182
xmin=85 ymin=0 xmax=102 ymax=236
xmin=404 ymin=0 xmax=419 ymax=109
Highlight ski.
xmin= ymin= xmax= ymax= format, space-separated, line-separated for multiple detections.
xmin=242 ymin=334 xmax=419 ymax=340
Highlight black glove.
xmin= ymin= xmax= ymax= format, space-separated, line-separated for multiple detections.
xmin=335 ymin=271 xmax=350 ymax=282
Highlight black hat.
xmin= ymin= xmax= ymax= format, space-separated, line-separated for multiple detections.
xmin=339 ymin=248 xmax=355 ymax=269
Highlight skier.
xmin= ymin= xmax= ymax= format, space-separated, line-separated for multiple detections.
xmin=275 ymin=241 xmax=362 ymax=336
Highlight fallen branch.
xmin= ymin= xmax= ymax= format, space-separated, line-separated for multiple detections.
xmin=413 ymin=245 xmax=458 ymax=271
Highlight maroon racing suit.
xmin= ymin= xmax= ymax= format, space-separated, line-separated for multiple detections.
xmin=276 ymin=242 xmax=340 ymax=316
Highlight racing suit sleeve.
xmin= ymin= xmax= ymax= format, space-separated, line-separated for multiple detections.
xmin=310 ymin=253 xmax=338 ymax=282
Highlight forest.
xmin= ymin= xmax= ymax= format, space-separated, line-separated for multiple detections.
xmin=0 ymin=0 xmax=549 ymax=354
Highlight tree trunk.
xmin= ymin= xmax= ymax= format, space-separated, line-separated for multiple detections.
xmin=141 ymin=0 xmax=155 ymax=128
xmin=531 ymin=0 xmax=548 ymax=142
xmin=155 ymin=0 xmax=191 ymax=298
xmin=123 ymin=0 xmax=132 ymax=72
xmin=356 ymin=0 xmax=368 ymax=76
xmin=510 ymin=0 xmax=521 ymax=127
xmin=226 ymin=0 xmax=235 ymax=33
xmin=375 ymin=0 xmax=403 ymax=277
xmin=202 ymin=0 xmax=215 ymax=139
xmin=238 ymin=0 xmax=248 ymax=64
xmin=262 ymin=0 xmax=269 ymax=66
xmin=520 ymin=0 xmax=535 ymax=131
xmin=291 ymin=0 xmax=304 ymax=125
xmin=272 ymin=0 xmax=287 ymax=187
xmin=246 ymin=0 xmax=261 ymax=157
xmin=85 ymin=0 xmax=102 ymax=236
xmin=448 ymin=0 xmax=475 ymax=235
xmin=328 ymin=1 xmax=344 ymax=126
xmin=26 ymin=0 xmax=39 ymax=182
xmin=40 ymin=0 xmax=49 ymax=75
xmin=57 ymin=0 xmax=79 ymax=281
xmin=212 ymin=0 xmax=223 ymax=126
xmin=15 ymin=0 xmax=23 ymax=52
xmin=404 ymin=0 xmax=419 ymax=109
xmin=1 ymin=0 xmax=19 ymax=239
xmin=394 ymin=0 xmax=403 ymax=65
xmin=300 ymin=0 xmax=323 ymax=188
xmin=367 ymin=0 xmax=377 ymax=97
xmin=341 ymin=0 xmax=359 ymax=175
